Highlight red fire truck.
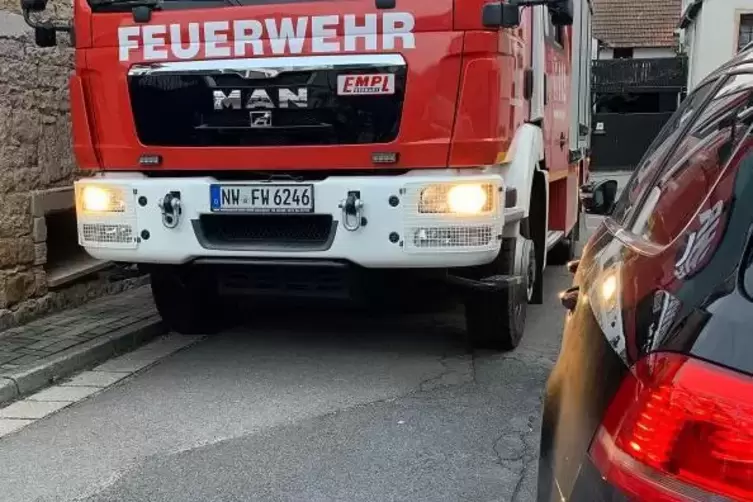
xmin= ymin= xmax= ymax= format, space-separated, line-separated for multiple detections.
xmin=21 ymin=0 xmax=593 ymax=351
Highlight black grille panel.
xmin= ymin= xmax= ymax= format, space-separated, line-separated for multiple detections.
xmin=195 ymin=214 xmax=335 ymax=250
xmin=128 ymin=66 xmax=407 ymax=147
xmin=216 ymin=264 xmax=350 ymax=299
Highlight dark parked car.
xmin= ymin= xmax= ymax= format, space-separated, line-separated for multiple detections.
xmin=537 ymin=48 xmax=753 ymax=501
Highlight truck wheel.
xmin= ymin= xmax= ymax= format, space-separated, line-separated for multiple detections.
xmin=548 ymin=209 xmax=581 ymax=266
xmin=547 ymin=234 xmax=575 ymax=266
xmin=465 ymin=238 xmax=535 ymax=351
xmin=527 ymin=199 xmax=546 ymax=306
xmin=150 ymin=268 xmax=225 ymax=336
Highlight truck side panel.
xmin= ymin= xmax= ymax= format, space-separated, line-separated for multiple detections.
xmin=543 ymin=6 xmax=574 ymax=234
xmin=549 ymin=0 xmax=591 ymax=234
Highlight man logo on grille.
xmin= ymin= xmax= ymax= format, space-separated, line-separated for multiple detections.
xmin=250 ymin=111 xmax=272 ymax=128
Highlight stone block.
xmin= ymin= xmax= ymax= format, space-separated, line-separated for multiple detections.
xmin=31 ymin=187 xmax=74 ymax=217
xmin=0 ymin=59 xmax=38 ymax=90
xmin=11 ymin=297 xmax=43 ymax=325
xmin=16 ymin=237 xmax=34 ymax=264
xmin=33 ymin=243 xmax=46 ymax=266
xmin=0 ymin=194 xmax=32 ymax=238
xmin=0 ymin=143 xmax=39 ymax=174
xmin=32 ymin=217 xmax=47 ymax=243
xmin=0 ymin=239 xmax=18 ymax=268
xmin=0 ymin=108 xmax=40 ymax=154
xmin=0 ymin=309 xmax=13 ymax=331
xmin=0 ymin=166 xmax=45 ymax=194
xmin=36 ymin=55 xmax=74 ymax=93
xmin=0 ymin=270 xmax=36 ymax=308
xmin=39 ymin=121 xmax=75 ymax=185
xmin=34 ymin=268 xmax=47 ymax=296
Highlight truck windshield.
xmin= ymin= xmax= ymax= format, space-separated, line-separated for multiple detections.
xmin=90 ymin=0 xmax=333 ymax=7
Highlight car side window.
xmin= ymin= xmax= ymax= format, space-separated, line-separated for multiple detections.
xmin=637 ymin=74 xmax=753 ymax=246
xmin=610 ymin=80 xmax=718 ymax=224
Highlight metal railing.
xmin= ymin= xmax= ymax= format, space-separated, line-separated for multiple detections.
xmin=593 ymin=57 xmax=688 ymax=93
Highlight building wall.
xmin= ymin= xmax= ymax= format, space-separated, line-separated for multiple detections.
xmin=0 ymin=3 xmax=145 ymax=330
xmin=595 ymin=46 xmax=676 ymax=60
xmin=634 ymin=47 xmax=677 ymax=59
xmin=0 ymin=5 xmax=73 ymax=308
xmin=685 ymin=0 xmax=753 ymax=89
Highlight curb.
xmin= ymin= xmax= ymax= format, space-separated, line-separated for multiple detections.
xmin=0 ymin=377 xmax=15 ymax=404
xmin=0 ymin=317 xmax=165 ymax=406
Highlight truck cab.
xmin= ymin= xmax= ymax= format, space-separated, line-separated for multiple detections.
xmin=21 ymin=0 xmax=589 ymax=350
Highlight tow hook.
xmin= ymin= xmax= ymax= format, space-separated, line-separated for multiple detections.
xmin=339 ymin=191 xmax=364 ymax=232
xmin=160 ymin=191 xmax=182 ymax=229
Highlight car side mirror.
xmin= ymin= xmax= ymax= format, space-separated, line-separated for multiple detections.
xmin=19 ymin=0 xmax=72 ymax=47
xmin=548 ymin=0 xmax=574 ymax=26
xmin=482 ymin=2 xmax=521 ymax=29
xmin=483 ymin=0 xmax=572 ymax=29
xmin=34 ymin=25 xmax=57 ymax=47
xmin=581 ymin=180 xmax=618 ymax=216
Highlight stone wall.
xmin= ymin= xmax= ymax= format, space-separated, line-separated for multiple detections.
xmin=0 ymin=6 xmax=146 ymax=331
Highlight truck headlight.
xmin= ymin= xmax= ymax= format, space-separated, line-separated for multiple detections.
xmin=419 ymin=183 xmax=494 ymax=215
xmin=79 ymin=185 xmax=126 ymax=213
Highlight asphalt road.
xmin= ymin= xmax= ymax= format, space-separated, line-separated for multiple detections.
xmin=0 ymin=263 xmax=575 ymax=502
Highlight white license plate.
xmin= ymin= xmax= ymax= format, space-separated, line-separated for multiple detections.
xmin=210 ymin=184 xmax=314 ymax=213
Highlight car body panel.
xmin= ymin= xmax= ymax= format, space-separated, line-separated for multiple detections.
xmin=538 ymin=47 xmax=753 ymax=501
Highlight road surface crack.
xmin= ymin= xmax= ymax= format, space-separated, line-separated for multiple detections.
xmin=511 ymin=412 xmax=540 ymax=501
xmin=491 ymin=412 xmax=539 ymax=501
xmin=418 ymin=354 xmax=474 ymax=392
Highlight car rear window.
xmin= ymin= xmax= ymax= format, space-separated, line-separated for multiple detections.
xmin=610 ymin=80 xmax=717 ymax=226
xmin=637 ymin=74 xmax=753 ymax=247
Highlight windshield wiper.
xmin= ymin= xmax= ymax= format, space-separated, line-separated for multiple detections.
xmin=90 ymin=0 xmax=236 ymax=18
xmin=90 ymin=0 xmax=159 ymax=5
xmin=89 ymin=0 xmax=161 ymax=19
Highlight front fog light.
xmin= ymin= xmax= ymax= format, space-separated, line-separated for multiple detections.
xmin=80 ymin=186 xmax=126 ymax=213
xmin=447 ymin=185 xmax=488 ymax=214
xmin=419 ymin=183 xmax=493 ymax=214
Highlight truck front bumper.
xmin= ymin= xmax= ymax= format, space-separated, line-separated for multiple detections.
xmin=74 ymin=171 xmax=508 ymax=268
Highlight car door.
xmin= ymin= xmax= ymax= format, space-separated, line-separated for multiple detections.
xmin=542 ymin=12 xmax=570 ymax=176
xmin=539 ymin=70 xmax=753 ymax=501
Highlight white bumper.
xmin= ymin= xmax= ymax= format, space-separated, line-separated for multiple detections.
xmin=75 ymin=171 xmax=506 ymax=268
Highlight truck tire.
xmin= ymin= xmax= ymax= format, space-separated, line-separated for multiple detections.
xmin=150 ymin=268 xmax=225 ymax=336
xmin=526 ymin=195 xmax=546 ymax=306
xmin=548 ymin=207 xmax=581 ymax=266
xmin=547 ymin=233 xmax=575 ymax=266
xmin=465 ymin=238 xmax=535 ymax=351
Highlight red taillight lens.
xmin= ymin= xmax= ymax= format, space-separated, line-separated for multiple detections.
xmin=590 ymin=352 xmax=753 ymax=501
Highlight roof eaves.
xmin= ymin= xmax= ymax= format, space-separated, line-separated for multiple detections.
xmin=679 ymin=0 xmax=703 ymax=29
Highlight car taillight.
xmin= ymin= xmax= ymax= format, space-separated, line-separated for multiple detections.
xmin=590 ymin=352 xmax=753 ymax=501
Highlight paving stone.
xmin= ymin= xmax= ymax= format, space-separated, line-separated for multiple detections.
xmin=0 ymin=419 xmax=33 ymax=437
xmin=0 ymin=400 xmax=71 ymax=419
xmin=63 ymin=371 xmax=130 ymax=388
xmin=7 ymin=355 xmax=40 ymax=365
xmin=0 ymin=286 xmax=162 ymax=406
xmin=25 ymin=340 xmax=57 ymax=350
xmin=12 ymin=348 xmax=52 ymax=357
xmin=42 ymin=339 xmax=82 ymax=353
xmin=6 ymin=337 xmax=36 ymax=345
xmin=94 ymin=354 xmax=161 ymax=373
xmin=28 ymin=386 xmax=100 ymax=402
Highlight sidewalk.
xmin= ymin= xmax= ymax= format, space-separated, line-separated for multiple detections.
xmin=0 ymin=286 xmax=164 ymax=405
